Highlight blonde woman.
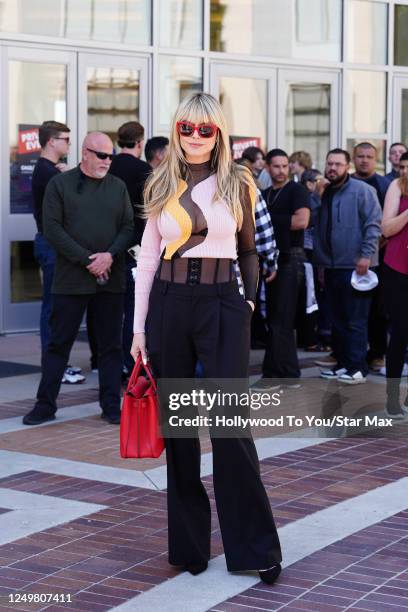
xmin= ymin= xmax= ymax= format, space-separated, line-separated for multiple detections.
xmin=131 ymin=93 xmax=282 ymax=582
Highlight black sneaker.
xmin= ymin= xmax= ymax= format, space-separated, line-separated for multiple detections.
xmin=337 ymin=370 xmax=367 ymax=385
xmin=250 ymin=378 xmax=281 ymax=391
xmin=385 ymin=401 xmax=406 ymax=421
xmin=23 ymin=408 xmax=56 ymax=426
xmin=101 ymin=412 xmax=121 ymax=425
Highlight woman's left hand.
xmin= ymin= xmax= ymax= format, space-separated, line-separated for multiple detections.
xmin=246 ymin=300 xmax=255 ymax=311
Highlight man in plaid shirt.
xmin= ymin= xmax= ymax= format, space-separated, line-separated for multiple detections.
xmin=255 ymin=189 xmax=279 ymax=279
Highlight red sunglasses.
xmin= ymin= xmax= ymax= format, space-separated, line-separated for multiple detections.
xmin=176 ymin=121 xmax=218 ymax=139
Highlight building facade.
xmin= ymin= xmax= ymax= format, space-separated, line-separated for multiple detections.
xmin=0 ymin=0 xmax=407 ymax=333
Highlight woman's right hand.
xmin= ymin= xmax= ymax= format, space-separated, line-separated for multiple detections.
xmin=131 ymin=333 xmax=147 ymax=364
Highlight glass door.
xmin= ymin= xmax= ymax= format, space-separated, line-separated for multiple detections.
xmin=1 ymin=46 xmax=77 ymax=333
xmin=277 ymin=69 xmax=340 ymax=172
xmin=210 ymin=62 xmax=276 ymax=157
xmin=393 ymin=76 xmax=408 ymax=146
xmin=78 ymin=53 xmax=149 ymax=152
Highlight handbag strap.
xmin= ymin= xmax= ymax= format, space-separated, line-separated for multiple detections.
xmin=127 ymin=355 xmax=157 ymax=392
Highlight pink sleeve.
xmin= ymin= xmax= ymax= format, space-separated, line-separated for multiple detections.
xmin=133 ymin=216 xmax=162 ymax=333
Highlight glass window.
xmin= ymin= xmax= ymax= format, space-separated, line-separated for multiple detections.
xmin=346 ymin=70 xmax=386 ymax=134
xmin=210 ymin=0 xmax=342 ymax=61
xmin=10 ymin=241 xmax=42 ymax=303
xmin=9 ymin=61 xmax=67 ymax=215
xmin=347 ymin=1 xmax=388 ymax=65
xmin=86 ymin=67 xmax=140 ymax=144
xmin=285 ymin=83 xmax=330 ymax=172
xmin=159 ymin=0 xmax=203 ymax=49
xmin=219 ymin=77 xmax=267 ymax=151
xmin=158 ymin=56 xmax=203 ymax=132
xmin=0 ymin=0 xmax=151 ymax=45
xmin=394 ymin=5 xmax=408 ymax=66
xmin=346 ymin=138 xmax=386 ymax=175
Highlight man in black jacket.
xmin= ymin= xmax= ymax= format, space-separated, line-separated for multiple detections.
xmin=23 ymin=132 xmax=134 ymax=426
xmin=252 ymin=149 xmax=310 ymax=389
xmin=109 ymin=122 xmax=152 ymax=378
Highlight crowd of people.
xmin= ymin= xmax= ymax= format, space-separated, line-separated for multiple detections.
xmin=20 ymin=92 xmax=408 ymax=585
xmin=22 ymin=112 xmax=408 ymax=427
xmin=237 ymin=140 xmax=408 ymax=420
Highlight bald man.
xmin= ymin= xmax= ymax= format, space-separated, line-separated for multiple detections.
xmin=23 ymin=132 xmax=134 ymax=426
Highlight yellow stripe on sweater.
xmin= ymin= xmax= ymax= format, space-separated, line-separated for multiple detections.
xmin=163 ymin=180 xmax=192 ymax=260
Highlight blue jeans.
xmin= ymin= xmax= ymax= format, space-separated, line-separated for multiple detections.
xmin=325 ymin=269 xmax=372 ymax=375
xmin=33 ymin=233 xmax=56 ymax=356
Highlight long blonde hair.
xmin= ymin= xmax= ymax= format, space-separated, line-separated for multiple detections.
xmin=144 ymin=93 xmax=254 ymax=229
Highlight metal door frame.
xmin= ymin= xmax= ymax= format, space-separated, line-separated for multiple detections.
xmin=0 ymin=45 xmax=77 ymax=332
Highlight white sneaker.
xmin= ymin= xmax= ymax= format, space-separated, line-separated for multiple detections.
xmin=338 ymin=370 xmax=366 ymax=385
xmin=403 ymin=396 xmax=408 ymax=414
xmin=61 ymin=368 xmax=86 ymax=384
xmin=379 ymin=364 xmax=408 ymax=377
xmin=319 ymin=367 xmax=347 ymax=380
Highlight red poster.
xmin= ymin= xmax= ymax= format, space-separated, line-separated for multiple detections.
xmin=18 ymin=127 xmax=41 ymax=155
xmin=10 ymin=124 xmax=41 ymax=214
xmin=230 ymin=136 xmax=262 ymax=160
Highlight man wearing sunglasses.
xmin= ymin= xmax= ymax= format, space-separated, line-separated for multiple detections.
xmin=23 ymin=131 xmax=134 ymax=426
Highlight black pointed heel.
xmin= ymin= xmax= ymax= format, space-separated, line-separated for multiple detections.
xmin=185 ymin=561 xmax=208 ymax=576
xmin=258 ymin=563 xmax=282 ymax=585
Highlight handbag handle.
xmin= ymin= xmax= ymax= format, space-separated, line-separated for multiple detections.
xmin=127 ymin=355 xmax=157 ymax=393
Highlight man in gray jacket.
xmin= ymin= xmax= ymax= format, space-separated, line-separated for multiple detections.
xmin=314 ymin=148 xmax=382 ymax=384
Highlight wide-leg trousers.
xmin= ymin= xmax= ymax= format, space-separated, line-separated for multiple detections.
xmin=146 ymin=278 xmax=282 ymax=571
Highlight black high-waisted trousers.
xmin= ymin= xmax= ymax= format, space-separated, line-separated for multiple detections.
xmin=146 ymin=277 xmax=282 ymax=571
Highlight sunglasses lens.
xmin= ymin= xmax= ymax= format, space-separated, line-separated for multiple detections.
xmin=96 ymin=152 xmax=113 ymax=160
xmin=198 ymin=125 xmax=216 ymax=138
xmin=178 ymin=123 xmax=194 ymax=136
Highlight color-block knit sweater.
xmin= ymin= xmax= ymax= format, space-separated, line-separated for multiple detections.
xmin=133 ymin=162 xmax=257 ymax=333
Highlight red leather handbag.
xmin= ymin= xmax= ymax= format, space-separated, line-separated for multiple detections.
xmin=120 ymin=356 xmax=164 ymax=459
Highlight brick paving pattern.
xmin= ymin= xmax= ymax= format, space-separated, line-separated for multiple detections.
xmin=0 ymin=337 xmax=407 ymax=611
xmin=211 ymin=512 xmax=408 ymax=611
xmin=0 ymin=415 xmax=214 ymax=471
xmin=0 ymin=432 xmax=407 ymax=610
